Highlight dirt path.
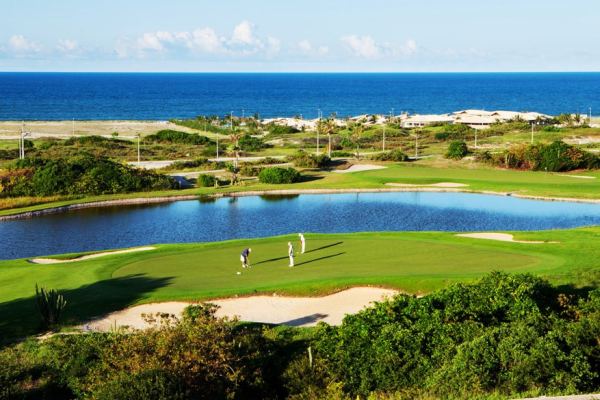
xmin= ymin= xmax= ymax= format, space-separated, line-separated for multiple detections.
xmin=82 ymin=287 xmax=398 ymax=331
xmin=30 ymin=246 xmax=156 ymax=264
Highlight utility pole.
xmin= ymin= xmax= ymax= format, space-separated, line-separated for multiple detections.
xmin=20 ymin=121 xmax=24 ymax=159
xmin=317 ymin=109 xmax=321 ymax=155
xmin=531 ymin=123 xmax=534 ymax=144
xmin=415 ymin=131 xmax=419 ymax=159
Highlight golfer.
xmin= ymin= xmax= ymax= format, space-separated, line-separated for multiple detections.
xmin=240 ymin=248 xmax=251 ymax=268
xmin=299 ymin=233 xmax=306 ymax=254
xmin=288 ymin=242 xmax=294 ymax=267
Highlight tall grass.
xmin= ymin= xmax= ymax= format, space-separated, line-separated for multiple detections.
xmin=0 ymin=195 xmax=70 ymax=211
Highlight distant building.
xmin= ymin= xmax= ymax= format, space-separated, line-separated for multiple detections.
xmin=401 ymin=114 xmax=454 ymax=128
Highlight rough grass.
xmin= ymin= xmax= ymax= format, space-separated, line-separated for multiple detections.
xmin=1 ymin=228 xmax=598 ymax=341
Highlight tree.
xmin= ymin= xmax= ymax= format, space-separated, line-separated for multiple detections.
xmin=349 ymin=122 xmax=364 ymax=160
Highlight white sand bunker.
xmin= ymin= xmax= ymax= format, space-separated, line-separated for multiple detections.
xmin=30 ymin=246 xmax=156 ymax=264
xmin=82 ymin=287 xmax=398 ymax=331
xmin=457 ymin=233 xmax=557 ymax=244
xmin=386 ymin=182 xmax=469 ymax=188
xmin=334 ymin=164 xmax=387 ymax=173
xmin=557 ymin=174 xmax=596 ymax=179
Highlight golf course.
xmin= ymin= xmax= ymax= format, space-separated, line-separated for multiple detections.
xmin=1 ymin=227 xmax=598 ymax=340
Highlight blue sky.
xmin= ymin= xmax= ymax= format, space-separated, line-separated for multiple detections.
xmin=1 ymin=0 xmax=598 ymax=72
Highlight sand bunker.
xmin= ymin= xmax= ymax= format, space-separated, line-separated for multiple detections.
xmin=82 ymin=287 xmax=398 ymax=331
xmin=456 ymin=233 xmax=557 ymax=244
xmin=386 ymin=182 xmax=469 ymax=188
xmin=334 ymin=164 xmax=387 ymax=173
xmin=30 ymin=246 xmax=156 ymax=264
xmin=557 ymin=174 xmax=596 ymax=179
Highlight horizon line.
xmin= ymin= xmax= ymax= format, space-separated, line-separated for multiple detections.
xmin=1 ymin=70 xmax=600 ymax=74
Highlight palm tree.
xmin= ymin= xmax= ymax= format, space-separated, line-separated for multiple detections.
xmin=323 ymin=118 xmax=337 ymax=158
xmin=349 ymin=122 xmax=364 ymax=160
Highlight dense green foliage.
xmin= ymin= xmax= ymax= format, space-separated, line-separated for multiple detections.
xmin=144 ymin=130 xmax=213 ymax=145
xmin=446 ymin=140 xmax=469 ymax=159
xmin=490 ymin=141 xmax=600 ymax=171
xmin=434 ymin=124 xmax=473 ymax=141
xmin=238 ymin=134 xmax=268 ymax=151
xmin=1 ymin=273 xmax=598 ymax=399
xmin=0 ymin=154 xmax=176 ymax=197
xmin=197 ymin=174 xmax=216 ymax=187
xmin=370 ymin=149 xmax=409 ymax=162
xmin=287 ymin=151 xmax=331 ymax=168
xmin=258 ymin=167 xmax=301 ymax=184
xmin=314 ymin=272 xmax=600 ymax=399
xmin=266 ymin=124 xmax=300 ymax=135
xmin=160 ymin=158 xmax=224 ymax=171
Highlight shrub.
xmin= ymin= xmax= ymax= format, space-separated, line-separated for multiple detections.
xmin=35 ymin=285 xmax=67 ymax=330
xmin=258 ymin=167 xmax=301 ymax=184
xmin=266 ymin=124 xmax=300 ymax=135
xmin=239 ymin=165 xmax=263 ymax=177
xmin=330 ymin=150 xmax=354 ymax=158
xmin=496 ymin=141 xmax=600 ymax=171
xmin=197 ymin=174 xmax=216 ymax=187
xmin=446 ymin=141 xmax=469 ymax=159
xmin=238 ymin=134 xmax=268 ymax=151
xmin=370 ymin=149 xmax=409 ymax=162
xmin=2 ymin=154 xmax=177 ymax=197
xmin=287 ymin=151 xmax=331 ymax=168
xmin=144 ymin=130 xmax=213 ymax=145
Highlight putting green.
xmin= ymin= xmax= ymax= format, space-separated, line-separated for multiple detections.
xmin=1 ymin=228 xmax=596 ymax=341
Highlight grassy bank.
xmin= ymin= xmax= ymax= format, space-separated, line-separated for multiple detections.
xmin=2 ymin=162 xmax=600 ymax=218
xmin=1 ymin=228 xmax=599 ymax=340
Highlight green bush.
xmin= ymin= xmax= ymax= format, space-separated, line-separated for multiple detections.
xmin=497 ymin=141 xmax=599 ymax=171
xmin=144 ymin=130 xmax=213 ymax=145
xmin=330 ymin=150 xmax=354 ymax=158
xmin=287 ymin=151 xmax=331 ymax=168
xmin=258 ymin=167 xmax=301 ymax=184
xmin=2 ymin=154 xmax=177 ymax=197
xmin=370 ymin=149 xmax=409 ymax=162
xmin=238 ymin=134 xmax=268 ymax=151
xmin=266 ymin=124 xmax=300 ymax=135
xmin=239 ymin=165 xmax=263 ymax=177
xmin=35 ymin=285 xmax=67 ymax=330
xmin=197 ymin=174 xmax=216 ymax=187
xmin=446 ymin=141 xmax=469 ymax=159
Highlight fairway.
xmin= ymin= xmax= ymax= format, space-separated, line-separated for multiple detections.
xmin=2 ymin=227 xmax=598 ymax=341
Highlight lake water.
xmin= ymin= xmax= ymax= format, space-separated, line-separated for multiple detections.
xmin=1 ymin=192 xmax=600 ymax=260
xmin=0 ymin=72 xmax=598 ymax=120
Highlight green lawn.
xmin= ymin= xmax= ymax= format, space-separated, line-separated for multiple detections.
xmin=1 ymin=228 xmax=599 ymax=341
xmin=2 ymin=162 xmax=600 ymax=217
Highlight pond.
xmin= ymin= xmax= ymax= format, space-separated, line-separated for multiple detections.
xmin=2 ymin=192 xmax=600 ymax=260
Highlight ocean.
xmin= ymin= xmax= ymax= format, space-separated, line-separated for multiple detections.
xmin=0 ymin=72 xmax=598 ymax=120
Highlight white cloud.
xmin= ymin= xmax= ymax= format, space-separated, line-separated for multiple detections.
xmin=341 ymin=35 xmax=418 ymax=59
xmin=341 ymin=35 xmax=380 ymax=58
xmin=117 ymin=21 xmax=280 ymax=59
xmin=8 ymin=35 xmax=41 ymax=53
xmin=297 ymin=40 xmax=329 ymax=56
xmin=57 ymin=39 xmax=79 ymax=53
xmin=298 ymin=39 xmax=312 ymax=53
xmin=231 ymin=21 xmax=256 ymax=45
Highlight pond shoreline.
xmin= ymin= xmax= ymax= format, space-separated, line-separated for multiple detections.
xmin=2 ymin=187 xmax=600 ymax=221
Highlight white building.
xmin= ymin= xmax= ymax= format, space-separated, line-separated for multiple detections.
xmin=401 ymin=114 xmax=455 ymax=128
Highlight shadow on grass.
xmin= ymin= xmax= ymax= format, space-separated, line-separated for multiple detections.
xmin=0 ymin=274 xmax=173 ymax=346
xmin=305 ymin=241 xmax=343 ymax=254
xmin=280 ymin=313 xmax=328 ymax=326
xmin=295 ymin=252 xmax=345 ymax=267
xmin=253 ymin=242 xmax=344 ymax=266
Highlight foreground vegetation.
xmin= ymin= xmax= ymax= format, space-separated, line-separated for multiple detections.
xmin=1 ymin=272 xmax=598 ymax=399
xmin=2 ymin=228 xmax=600 ymax=342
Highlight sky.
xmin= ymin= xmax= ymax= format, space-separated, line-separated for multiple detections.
xmin=0 ymin=0 xmax=598 ymax=72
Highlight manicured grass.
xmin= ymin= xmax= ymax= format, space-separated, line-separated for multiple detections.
xmin=1 ymin=228 xmax=599 ymax=341
xmin=2 ymin=162 xmax=600 ymax=217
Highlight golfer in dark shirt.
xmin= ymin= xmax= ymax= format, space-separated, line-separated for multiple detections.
xmin=240 ymin=248 xmax=251 ymax=268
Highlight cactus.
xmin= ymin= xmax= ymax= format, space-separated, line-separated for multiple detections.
xmin=35 ymin=284 xmax=67 ymax=329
